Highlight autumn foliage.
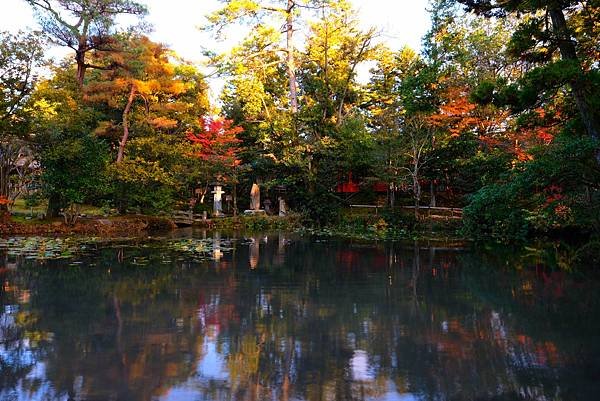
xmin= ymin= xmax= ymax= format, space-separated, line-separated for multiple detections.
xmin=187 ymin=117 xmax=243 ymax=167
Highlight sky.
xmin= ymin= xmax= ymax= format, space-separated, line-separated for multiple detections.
xmin=1 ymin=0 xmax=431 ymax=96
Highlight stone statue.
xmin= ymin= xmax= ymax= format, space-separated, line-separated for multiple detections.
xmin=212 ymin=185 xmax=225 ymax=216
xmin=278 ymin=197 xmax=287 ymax=216
xmin=250 ymin=183 xmax=260 ymax=211
xmin=264 ymin=198 xmax=272 ymax=215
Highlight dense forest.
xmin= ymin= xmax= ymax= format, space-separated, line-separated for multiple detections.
xmin=1 ymin=0 xmax=599 ymax=241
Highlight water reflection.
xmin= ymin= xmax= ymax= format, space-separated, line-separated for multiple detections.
xmin=1 ymin=234 xmax=599 ymax=401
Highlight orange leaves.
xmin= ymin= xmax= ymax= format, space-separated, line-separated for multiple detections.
xmin=536 ymin=129 xmax=554 ymax=145
xmin=84 ymin=36 xmax=191 ymax=112
xmin=430 ymin=85 xmax=560 ymax=165
xmin=427 ymin=86 xmax=483 ymax=138
xmin=509 ymin=108 xmax=560 ymax=160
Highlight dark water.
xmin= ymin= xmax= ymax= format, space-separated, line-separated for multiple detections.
xmin=1 ymin=232 xmax=599 ymax=401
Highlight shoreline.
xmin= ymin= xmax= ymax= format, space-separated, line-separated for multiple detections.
xmin=0 ymin=215 xmax=176 ymax=237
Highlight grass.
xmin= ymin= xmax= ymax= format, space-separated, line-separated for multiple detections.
xmin=10 ymin=198 xmax=106 ymax=217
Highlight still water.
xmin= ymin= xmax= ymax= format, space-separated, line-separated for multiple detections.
xmin=1 ymin=232 xmax=599 ymax=401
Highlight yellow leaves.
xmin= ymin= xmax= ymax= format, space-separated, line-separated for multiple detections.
xmin=228 ymin=0 xmax=261 ymax=17
xmin=30 ymin=98 xmax=57 ymax=118
xmin=167 ymin=81 xmax=187 ymax=95
xmin=150 ymin=117 xmax=178 ymax=130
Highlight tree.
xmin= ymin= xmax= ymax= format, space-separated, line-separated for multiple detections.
xmin=29 ymin=63 xmax=112 ymax=217
xmin=187 ymin=116 xmax=243 ymax=211
xmin=219 ymin=25 xmax=293 ymax=171
xmin=286 ymin=0 xmax=377 ymax=198
xmin=0 ymin=31 xmax=45 ymax=209
xmin=25 ymin=0 xmax=147 ymax=87
xmin=368 ymin=47 xmax=433 ymax=207
xmin=85 ymin=35 xmax=208 ymax=163
xmin=206 ymin=0 xmax=327 ymax=114
xmin=300 ymin=0 xmax=377 ymax=129
xmin=456 ymin=0 xmax=600 ymax=162
xmin=41 ymin=132 xmax=109 ymax=220
xmin=399 ymin=115 xmax=437 ymax=218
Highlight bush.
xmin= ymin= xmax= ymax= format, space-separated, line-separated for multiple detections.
xmin=381 ymin=208 xmax=418 ymax=230
xmin=462 ymin=183 xmax=529 ymax=241
xmin=462 ymin=135 xmax=600 ymax=241
xmin=108 ymin=158 xmax=177 ymax=214
xmin=297 ymin=190 xmax=343 ymax=227
xmin=40 ymin=134 xmax=110 ymax=215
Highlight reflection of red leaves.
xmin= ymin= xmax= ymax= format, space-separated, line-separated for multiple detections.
xmin=0 ymin=196 xmax=10 ymax=206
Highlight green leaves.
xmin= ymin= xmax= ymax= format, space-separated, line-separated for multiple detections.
xmin=40 ymin=133 xmax=110 ymax=207
xmin=0 ymin=30 xmax=46 ymax=136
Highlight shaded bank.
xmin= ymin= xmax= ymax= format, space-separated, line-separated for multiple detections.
xmin=0 ymin=215 xmax=175 ymax=236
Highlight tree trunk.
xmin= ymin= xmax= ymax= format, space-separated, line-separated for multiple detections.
xmin=429 ymin=181 xmax=436 ymax=207
xmin=46 ymin=192 xmax=61 ymax=218
xmin=76 ymin=50 xmax=86 ymax=88
xmin=0 ymin=162 xmax=8 ymax=211
xmin=117 ymin=85 xmax=136 ymax=163
xmin=286 ymin=0 xmax=298 ymax=113
xmin=549 ymin=7 xmax=600 ymax=163
xmin=413 ymin=175 xmax=421 ymax=220
xmin=307 ymin=158 xmax=316 ymax=195
xmin=233 ymin=182 xmax=238 ymax=216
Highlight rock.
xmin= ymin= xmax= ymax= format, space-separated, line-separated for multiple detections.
xmin=98 ymin=219 xmax=113 ymax=226
xmin=243 ymin=209 xmax=266 ymax=215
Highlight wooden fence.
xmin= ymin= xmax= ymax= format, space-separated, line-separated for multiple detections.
xmin=349 ymin=205 xmax=463 ymax=220
xmin=171 ymin=210 xmax=209 ymax=226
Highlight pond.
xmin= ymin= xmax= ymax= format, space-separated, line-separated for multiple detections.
xmin=1 ymin=231 xmax=599 ymax=401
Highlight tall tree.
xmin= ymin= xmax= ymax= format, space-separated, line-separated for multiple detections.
xmin=0 ymin=31 xmax=45 ymax=208
xmin=85 ymin=36 xmax=207 ymax=162
xmin=206 ymin=0 xmax=327 ymax=114
xmin=25 ymin=0 xmax=147 ymax=87
xmin=29 ymin=64 xmax=111 ymax=217
xmin=368 ymin=47 xmax=426 ymax=206
xmin=301 ymin=0 xmax=377 ymax=129
xmin=456 ymin=0 xmax=600 ymax=161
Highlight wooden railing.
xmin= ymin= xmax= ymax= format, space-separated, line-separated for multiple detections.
xmin=400 ymin=206 xmax=463 ymax=218
xmin=171 ymin=210 xmax=209 ymax=225
xmin=349 ymin=205 xmax=463 ymax=220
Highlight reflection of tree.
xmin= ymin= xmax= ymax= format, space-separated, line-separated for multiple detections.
xmin=0 ymin=248 xmax=209 ymax=401
xmin=1 ymin=237 xmax=599 ymax=401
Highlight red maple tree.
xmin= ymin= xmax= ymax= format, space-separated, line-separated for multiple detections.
xmin=186 ymin=116 xmax=243 ymax=168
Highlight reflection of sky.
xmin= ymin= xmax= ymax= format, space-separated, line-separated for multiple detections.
xmin=196 ymin=336 xmax=229 ymax=381
xmin=0 ymin=305 xmax=62 ymax=401
xmin=368 ymin=392 xmax=420 ymax=401
xmin=351 ymin=350 xmax=420 ymax=401
xmin=352 ymin=350 xmax=374 ymax=382
xmin=0 ymin=359 xmax=66 ymax=401
xmin=159 ymin=328 xmax=229 ymax=401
